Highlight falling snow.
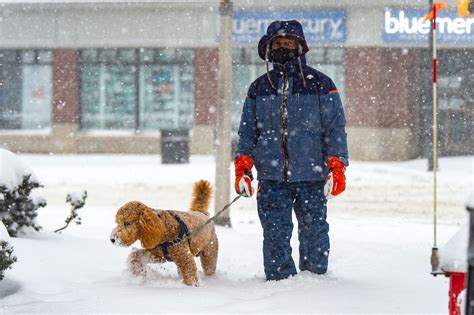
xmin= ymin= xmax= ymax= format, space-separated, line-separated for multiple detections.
xmin=0 ymin=1 xmax=473 ymax=313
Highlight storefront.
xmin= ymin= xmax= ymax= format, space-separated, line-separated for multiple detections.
xmin=384 ymin=8 xmax=474 ymax=157
xmin=0 ymin=1 xmax=472 ymax=159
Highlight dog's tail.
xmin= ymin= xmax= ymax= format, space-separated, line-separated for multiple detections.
xmin=190 ymin=180 xmax=213 ymax=216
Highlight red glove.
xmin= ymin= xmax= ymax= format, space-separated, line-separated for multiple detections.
xmin=324 ymin=156 xmax=346 ymax=199
xmin=234 ymin=155 xmax=254 ymax=197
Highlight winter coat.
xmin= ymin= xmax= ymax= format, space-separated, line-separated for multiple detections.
xmin=235 ymin=20 xmax=348 ymax=182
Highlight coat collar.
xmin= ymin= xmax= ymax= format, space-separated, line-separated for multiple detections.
xmin=273 ymin=56 xmax=306 ymax=77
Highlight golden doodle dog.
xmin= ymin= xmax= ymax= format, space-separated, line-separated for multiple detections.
xmin=110 ymin=180 xmax=217 ymax=286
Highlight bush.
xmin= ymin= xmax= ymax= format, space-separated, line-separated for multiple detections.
xmin=0 ymin=175 xmax=46 ymax=237
xmin=0 ymin=240 xmax=17 ymax=281
xmin=0 ymin=221 xmax=17 ymax=281
xmin=54 ymin=190 xmax=87 ymax=233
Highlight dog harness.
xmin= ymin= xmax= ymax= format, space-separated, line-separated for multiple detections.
xmin=156 ymin=211 xmax=190 ymax=262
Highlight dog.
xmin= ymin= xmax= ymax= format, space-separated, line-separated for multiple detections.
xmin=110 ymin=180 xmax=217 ymax=286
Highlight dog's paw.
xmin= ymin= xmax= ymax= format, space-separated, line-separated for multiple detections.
xmin=128 ymin=264 xmax=147 ymax=277
xmin=183 ymin=278 xmax=200 ymax=287
xmin=127 ymin=249 xmax=151 ymax=277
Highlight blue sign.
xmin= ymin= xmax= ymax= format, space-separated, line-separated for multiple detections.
xmin=232 ymin=11 xmax=346 ymax=44
xmin=384 ymin=9 xmax=474 ymax=43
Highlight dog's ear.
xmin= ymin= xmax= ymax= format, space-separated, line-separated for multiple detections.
xmin=138 ymin=208 xmax=164 ymax=249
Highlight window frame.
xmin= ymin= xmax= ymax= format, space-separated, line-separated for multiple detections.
xmin=0 ymin=49 xmax=53 ymax=131
xmin=78 ymin=48 xmax=195 ymax=132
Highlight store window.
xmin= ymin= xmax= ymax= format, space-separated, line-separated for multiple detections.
xmin=231 ymin=47 xmax=346 ymax=132
xmin=0 ymin=49 xmax=53 ymax=130
xmin=79 ymin=48 xmax=194 ymax=131
xmin=139 ymin=48 xmax=194 ymax=131
xmin=232 ymin=47 xmax=266 ymax=131
xmin=436 ymin=49 xmax=473 ymax=155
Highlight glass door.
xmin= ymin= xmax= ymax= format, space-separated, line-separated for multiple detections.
xmin=437 ymin=49 xmax=474 ymax=156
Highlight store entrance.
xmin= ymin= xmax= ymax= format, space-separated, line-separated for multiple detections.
xmin=437 ymin=49 xmax=473 ymax=156
xmin=418 ymin=48 xmax=473 ymax=157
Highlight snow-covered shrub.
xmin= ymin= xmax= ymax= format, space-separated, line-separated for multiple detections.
xmin=0 ymin=221 xmax=17 ymax=281
xmin=55 ymin=190 xmax=87 ymax=233
xmin=0 ymin=148 xmax=46 ymax=237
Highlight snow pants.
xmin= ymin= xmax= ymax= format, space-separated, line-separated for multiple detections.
xmin=257 ymin=180 xmax=329 ymax=281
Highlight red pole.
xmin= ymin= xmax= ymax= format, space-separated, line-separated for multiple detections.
xmin=430 ymin=2 xmax=440 ymax=273
xmin=433 ymin=4 xmax=437 ymax=84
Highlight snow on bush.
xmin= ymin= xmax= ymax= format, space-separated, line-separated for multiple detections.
xmin=54 ymin=190 xmax=88 ymax=233
xmin=0 ymin=148 xmax=46 ymax=237
xmin=0 ymin=222 xmax=10 ymax=241
xmin=0 ymin=221 xmax=17 ymax=281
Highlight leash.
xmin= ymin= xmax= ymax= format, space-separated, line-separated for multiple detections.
xmin=186 ymin=194 xmax=241 ymax=240
xmin=151 ymin=194 xmax=242 ymax=253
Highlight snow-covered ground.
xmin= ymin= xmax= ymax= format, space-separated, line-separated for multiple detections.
xmin=1 ymin=154 xmax=473 ymax=314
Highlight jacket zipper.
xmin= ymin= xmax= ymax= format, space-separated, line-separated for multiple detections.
xmin=280 ymin=69 xmax=290 ymax=182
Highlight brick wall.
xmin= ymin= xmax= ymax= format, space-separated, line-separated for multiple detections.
xmin=345 ymin=47 xmax=418 ymax=129
xmin=52 ymin=49 xmax=80 ymax=124
xmin=194 ymin=48 xmax=219 ymax=126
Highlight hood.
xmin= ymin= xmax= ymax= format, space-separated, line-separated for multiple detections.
xmin=258 ymin=20 xmax=309 ymax=61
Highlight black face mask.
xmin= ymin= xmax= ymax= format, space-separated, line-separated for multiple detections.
xmin=269 ymin=47 xmax=298 ymax=64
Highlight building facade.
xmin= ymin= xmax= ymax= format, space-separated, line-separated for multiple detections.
xmin=0 ymin=0 xmax=472 ymax=160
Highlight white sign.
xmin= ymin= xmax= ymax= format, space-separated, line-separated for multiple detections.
xmin=231 ymin=11 xmax=346 ymax=44
xmin=384 ymin=9 xmax=474 ymax=43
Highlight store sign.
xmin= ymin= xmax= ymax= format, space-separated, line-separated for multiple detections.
xmin=384 ymin=9 xmax=474 ymax=43
xmin=232 ymin=11 xmax=346 ymax=44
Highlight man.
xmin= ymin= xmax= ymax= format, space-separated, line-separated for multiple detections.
xmin=234 ymin=20 xmax=348 ymax=281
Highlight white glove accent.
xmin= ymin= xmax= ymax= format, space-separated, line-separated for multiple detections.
xmin=238 ymin=175 xmax=253 ymax=197
xmin=324 ymin=172 xmax=334 ymax=199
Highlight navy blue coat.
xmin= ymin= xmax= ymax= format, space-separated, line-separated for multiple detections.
xmin=235 ymin=21 xmax=348 ymax=182
xmin=236 ymin=57 xmax=348 ymax=182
